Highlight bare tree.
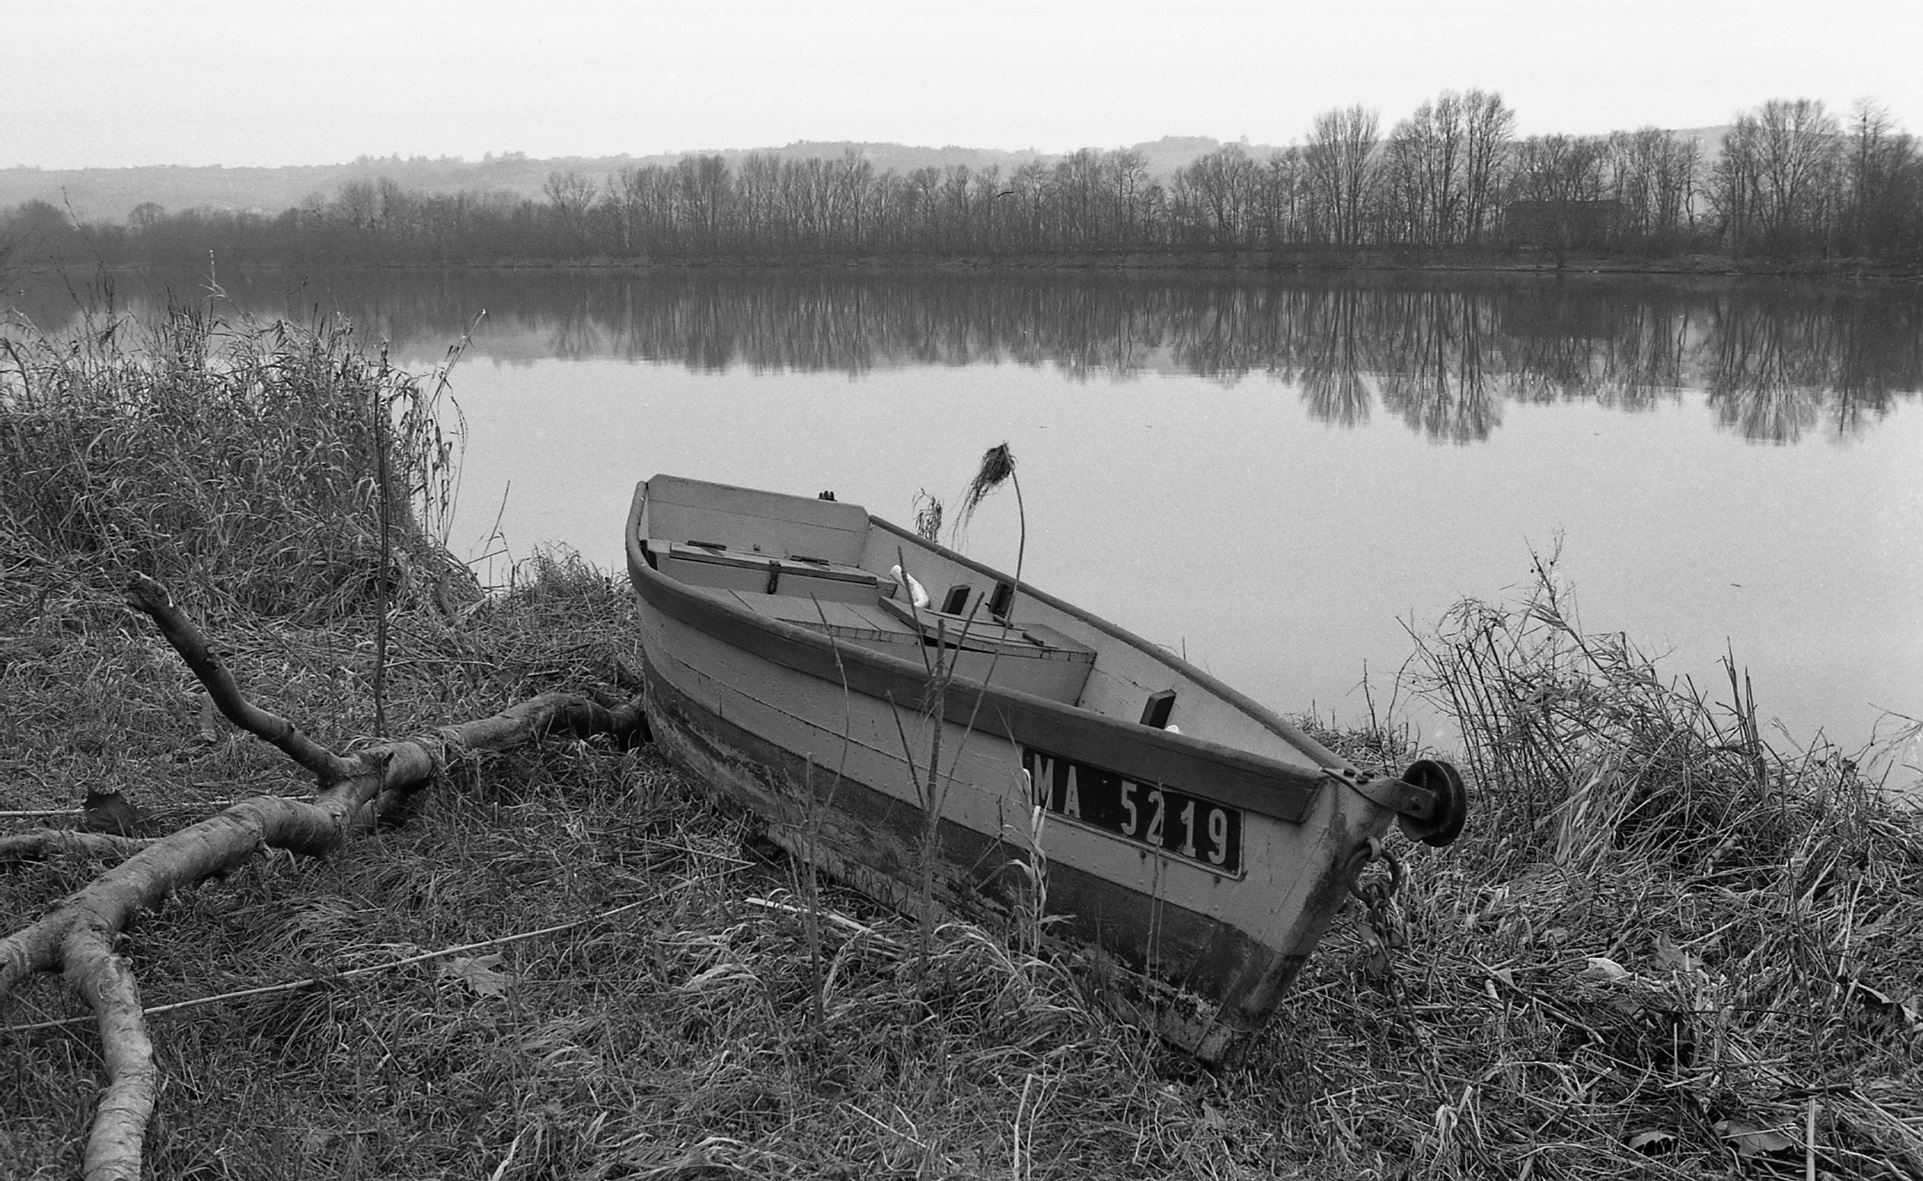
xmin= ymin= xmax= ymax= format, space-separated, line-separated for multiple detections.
xmin=336 ymin=180 xmax=381 ymax=231
xmin=1460 ymin=89 xmax=1516 ymax=243
xmin=735 ymin=152 xmax=783 ymax=252
xmin=1174 ymin=144 xmax=1260 ymax=246
xmin=1388 ymin=92 xmax=1468 ymax=246
xmin=673 ymin=156 xmax=731 ymax=251
xmin=1305 ymin=105 xmax=1380 ymax=247
xmin=1512 ymin=135 xmax=1609 ymax=202
xmin=1844 ymin=100 xmax=1919 ymax=257
xmin=939 ymin=164 xmax=975 ymax=250
xmin=1006 ymin=160 xmax=1050 ymax=250
xmin=615 ymin=164 xmax=673 ymax=254
xmin=1710 ymin=99 xmax=1841 ymax=255
xmin=543 ymin=170 xmax=599 ymax=254
xmin=906 ymin=166 xmax=942 ymax=247
xmin=1260 ymin=148 xmax=1305 ymax=246
xmin=1110 ymin=149 xmax=1150 ymax=245
xmin=1756 ymin=99 xmax=1841 ymax=247
xmin=832 ymin=150 xmax=875 ymax=250
xmin=1608 ymin=128 xmax=1700 ymax=250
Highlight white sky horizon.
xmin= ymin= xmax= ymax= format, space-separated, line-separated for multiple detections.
xmin=7 ymin=0 xmax=1921 ymax=171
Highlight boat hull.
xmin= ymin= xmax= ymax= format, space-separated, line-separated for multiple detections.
xmin=626 ymin=476 xmax=1421 ymax=1060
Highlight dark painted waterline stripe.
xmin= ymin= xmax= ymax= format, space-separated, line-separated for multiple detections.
xmin=641 ymin=662 xmax=1282 ymax=1010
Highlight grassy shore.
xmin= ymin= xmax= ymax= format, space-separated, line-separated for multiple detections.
xmin=2 ymin=313 xmax=1919 ymax=1179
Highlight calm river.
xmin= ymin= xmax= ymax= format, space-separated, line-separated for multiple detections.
xmin=14 ymin=268 xmax=1922 ymax=760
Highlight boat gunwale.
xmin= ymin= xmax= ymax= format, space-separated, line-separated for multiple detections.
xmin=626 ymin=481 xmax=1339 ymax=824
xmin=866 ymin=514 xmax=1350 ymax=771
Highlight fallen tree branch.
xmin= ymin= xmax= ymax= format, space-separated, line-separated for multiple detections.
xmin=0 ymin=575 xmax=648 ymax=1181
xmin=0 ymin=829 xmax=154 ymax=862
xmin=125 ymin=574 xmax=357 ymax=784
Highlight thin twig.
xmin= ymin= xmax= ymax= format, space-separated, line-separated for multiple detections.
xmin=0 ymin=897 xmax=658 ymax=1036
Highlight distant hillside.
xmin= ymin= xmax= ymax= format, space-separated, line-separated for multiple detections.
xmin=0 ymin=155 xmax=649 ymax=225
xmin=0 ymin=138 xmax=1290 ymax=225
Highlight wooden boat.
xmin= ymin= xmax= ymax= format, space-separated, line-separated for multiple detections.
xmin=625 ymin=474 xmax=1467 ymax=1061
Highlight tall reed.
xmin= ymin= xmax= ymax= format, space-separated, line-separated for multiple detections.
xmin=0 ymin=305 xmax=462 ymax=623
xmin=1405 ymin=550 xmax=1911 ymax=878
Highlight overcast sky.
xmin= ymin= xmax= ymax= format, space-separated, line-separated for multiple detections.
xmin=8 ymin=0 xmax=1920 ymax=170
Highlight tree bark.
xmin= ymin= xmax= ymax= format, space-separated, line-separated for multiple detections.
xmin=0 ymin=575 xmax=646 ymax=1181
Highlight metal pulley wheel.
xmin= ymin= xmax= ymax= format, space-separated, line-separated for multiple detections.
xmin=1397 ymin=758 xmax=1468 ymax=847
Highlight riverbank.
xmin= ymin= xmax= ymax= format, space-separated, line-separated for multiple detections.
xmin=13 ymin=228 xmax=1921 ymax=284
xmin=3 ymin=314 xmax=1920 ymax=1178
xmin=467 ymin=249 xmax=1923 ymax=282
xmin=44 ymin=247 xmax=1921 ymax=283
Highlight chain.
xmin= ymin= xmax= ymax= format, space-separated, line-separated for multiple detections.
xmin=1348 ymin=837 xmax=1407 ymax=976
xmin=1349 ymin=839 xmax=1455 ymax=1107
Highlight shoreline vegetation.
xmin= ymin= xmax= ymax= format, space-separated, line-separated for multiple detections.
xmin=5 ymin=94 xmax=1922 ymax=280
xmin=3 ymin=313 xmax=1921 ymax=1178
xmin=93 ymin=248 xmax=1923 ymax=279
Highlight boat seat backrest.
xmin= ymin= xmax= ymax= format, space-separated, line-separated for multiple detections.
xmin=643 ymin=475 xmax=870 ymax=565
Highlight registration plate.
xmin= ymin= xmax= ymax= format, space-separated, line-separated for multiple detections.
xmin=1023 ymin=748 xmax=1243 ymax=875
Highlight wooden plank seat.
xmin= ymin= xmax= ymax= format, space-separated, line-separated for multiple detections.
xmin=654 ymin=542 xmax=892 ymax=605
xmin=875 ymin=595 xmax=1096 ymax=704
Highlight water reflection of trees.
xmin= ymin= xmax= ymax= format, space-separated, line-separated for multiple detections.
xmin=11 ymin=270 xmax=1920 ymax=443
xmin=1374 ymin=289 xmax=1503 ymax=443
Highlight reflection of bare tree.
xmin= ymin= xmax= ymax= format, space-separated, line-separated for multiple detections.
xmin=1375 ymin=289 xmax=1502 ymax=442
xmin=1595 ymin=295 xmax=1690 ymax=411
xmin=1703 ymin=290 xmax=1866 ymax=443
xmin=1494 ymin=283 xmax=1693 ymax=413
xmin=12 ymin=269 xmax=1920 ymax=444
xmin=1297 ymin=287 xmax=1376 ymax=427
xmin=1500 ymin=284 xmax=1613 ymax=405
xmin=1827 ymin=292 xmax=1923 ymax=439
xmin=546 ymin=293 xmax=608 ymax=361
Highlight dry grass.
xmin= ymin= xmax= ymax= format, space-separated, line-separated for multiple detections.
xmin=1 ymin=302 xmax=463 ymax=626
xmin=3 ymin=314 xmax=1920 ymax=1179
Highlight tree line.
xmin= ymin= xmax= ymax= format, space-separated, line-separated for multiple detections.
xmin=5 ymin=95 xmax=1921 ymax=269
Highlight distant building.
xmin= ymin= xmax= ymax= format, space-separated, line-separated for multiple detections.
xmin=1504 ymin=199 xmax=1621 ymax=251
